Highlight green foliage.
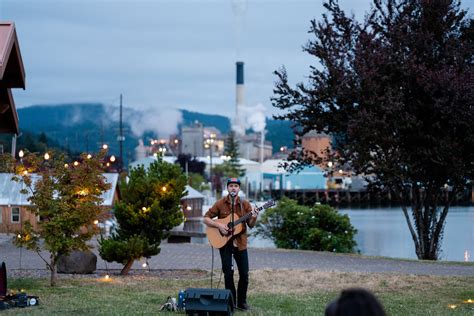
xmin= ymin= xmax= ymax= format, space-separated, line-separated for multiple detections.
xmin=0 ymin=131 xmax=71 ymax=156
xmin=99 ymin=159 xmax=187 ymax=274
xmin=99 ymin=235 xmax=159 ymax=265
xmin=255 ymin=197 xmax=357 ymax=253
xmin=12 ymin=150 xmax=110 ymax=286
xmin=272 ymin=1 xmax=474 ymax=260
xmin=187 ymin=172 xmax=209 ymax=192
xmin=223 ymin=131 xmax=245 ymax=177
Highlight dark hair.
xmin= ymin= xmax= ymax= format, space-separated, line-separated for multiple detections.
xmin=325 ymin=288 xmax=386 ymax=316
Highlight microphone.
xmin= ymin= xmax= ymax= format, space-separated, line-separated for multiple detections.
xmin=229 ymin=191 xmax=237 ymax=205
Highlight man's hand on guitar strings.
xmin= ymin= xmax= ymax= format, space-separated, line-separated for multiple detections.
xmin=218 ymin=223 xmax=230 ymax=235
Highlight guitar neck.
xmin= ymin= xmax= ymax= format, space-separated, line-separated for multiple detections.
xmin=232 ymin=205 xmax=263 ymax=226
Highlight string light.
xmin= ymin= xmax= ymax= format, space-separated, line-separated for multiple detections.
xmin=162 ymin=186 xmax=167 ymax=192
xmin=17 ymin=234 xmax=21 ymax=239
xmin=44 ymin=153 xmax=50 ymax=160
xmin=18 ymin=150 xmax=24 ymax=158
xmin=448 ymin=304 xmax=457 ymax=309
xmin=93 ymin=220 xmax=99 ymax=225
xmin=142 ymin=262 xmax=147 ymax=268
xmin=64 ymin=163 xmax=69 ymax=168
xmin=102 ymin=144 xmax=108 ymax=150
xmin=73 ymin=161 xmax=79 ymax=166
xmin=22 ymin=170 xmax=28 ymax=176
xmin=110 ymin=155 xmax=116 ymax=162
xmin=87 ymin=154 xmax=92 ymax=159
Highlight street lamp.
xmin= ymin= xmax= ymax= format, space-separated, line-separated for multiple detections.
xmin=204 ymin=134 xmax=216 ymax=194
xmin=158 ymin=146 xmax=167 ymax=157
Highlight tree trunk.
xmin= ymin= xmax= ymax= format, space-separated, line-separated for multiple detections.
xmin=120 ymin=259 xmax=134 ymax=275
xmin=398 ymin=188 xmax=450 ymax=261
xmin=50 ymin=254 xmax=57 ymax=287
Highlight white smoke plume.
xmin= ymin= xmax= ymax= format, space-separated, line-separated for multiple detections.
xmin=232 ymin=102 xmax=266 ymax=134
xmin=104 ymin=104 xmax=182 ymax=139
xmin=128 ymin=107 xmax=182 ymax=138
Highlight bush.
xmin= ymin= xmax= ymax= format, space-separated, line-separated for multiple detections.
xmin=254 ymin=197 xmax=357 ymax=253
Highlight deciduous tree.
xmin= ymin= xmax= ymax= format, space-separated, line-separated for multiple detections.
xmin=13 ymin=150 xmax=110 ymax=286
xmin=273 ymin=0 xmax=473 ymax=260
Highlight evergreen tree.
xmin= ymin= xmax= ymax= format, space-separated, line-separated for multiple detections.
xmin=175 ymin=153 xmax=206 ymax=175
xmin=223 ymin=130 xmax=245 ymax=177
xmin=99 ymin=159 xmax=187 ymax=275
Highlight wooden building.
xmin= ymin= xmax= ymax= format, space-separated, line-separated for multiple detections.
xmin=0 ymin=173 xmax=120 ymax=234
xmin=0 ymin=22 xmax=25 ymax=137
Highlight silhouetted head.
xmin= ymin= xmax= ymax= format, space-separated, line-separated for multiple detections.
xmin=325 ymin=288 xmax=386 ymax=316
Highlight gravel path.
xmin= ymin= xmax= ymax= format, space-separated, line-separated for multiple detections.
xmin=1 ymin=234 xmax=473 ymax=277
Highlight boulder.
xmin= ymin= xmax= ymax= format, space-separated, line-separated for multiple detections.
xmin=57 ymin=250 xmax=97 ymax=274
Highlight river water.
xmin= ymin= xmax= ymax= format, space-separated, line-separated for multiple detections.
xmin=247 ymin=206 xmax=474 ymax=262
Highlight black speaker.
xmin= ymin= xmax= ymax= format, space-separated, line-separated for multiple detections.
xmin=185 ymin=288 xmax=234 ymax=316
xmin=0 ymin=262 xmax=6 ymax=297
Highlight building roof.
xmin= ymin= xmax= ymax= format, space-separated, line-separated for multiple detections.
xmin=0 ymin=88 xmax=18 ymax=134
xmin=0 ymin=22 xmax=26 ymax=135
xmin=260 ymin=159 xmax=323 ymax=175
xmin=182 ymin=185 xmax=205 ymax=200
xmin=0 ymin=22 xmax=25 ymax=87
xmin=0 ymin=173 xmax=119 ymax=207
xmin=129 ymin=155 xmax=260 ymax=170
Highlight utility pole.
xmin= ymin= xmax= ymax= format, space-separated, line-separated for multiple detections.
xmin=118 ymin=94 xmax=124 ymax=173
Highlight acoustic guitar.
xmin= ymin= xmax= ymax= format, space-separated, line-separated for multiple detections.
xmin=206 ymin=200 xmax=275 ymax=249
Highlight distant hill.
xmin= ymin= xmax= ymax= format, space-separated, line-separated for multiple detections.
xmin=181 ymin=109 xmax=231 ymax=134
xmin=15 ymin=103 xmax=295 ymax=163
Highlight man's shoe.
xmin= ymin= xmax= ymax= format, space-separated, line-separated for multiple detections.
xmin=236 ymin=303 xmax=251 ymax=311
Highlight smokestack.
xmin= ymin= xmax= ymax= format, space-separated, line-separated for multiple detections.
xmin=234 ymin=61 xmax=245 ymax=136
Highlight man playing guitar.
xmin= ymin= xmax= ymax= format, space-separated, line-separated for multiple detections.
xmin=203 ymin=177 xmax=257 ymax=311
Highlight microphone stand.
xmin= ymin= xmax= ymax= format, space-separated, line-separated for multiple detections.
xmin=230 ymin=193 xmax=235 ymax=274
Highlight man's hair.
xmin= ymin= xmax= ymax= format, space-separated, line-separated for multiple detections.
xmin=325 ymin=288 xmax=386 ymax=316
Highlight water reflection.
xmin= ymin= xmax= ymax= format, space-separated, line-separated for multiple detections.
xmin=185 ymin=206 xmax=474 ymax=262
xmin=339 ymin=206 xmax=474 ymax=261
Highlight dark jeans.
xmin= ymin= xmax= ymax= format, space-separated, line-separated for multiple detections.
xmin=219 ymin=242 xmax=249 ymax=307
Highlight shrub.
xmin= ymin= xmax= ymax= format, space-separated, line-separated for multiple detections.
xmin=254 ymin=197 xmax=357 ymax=253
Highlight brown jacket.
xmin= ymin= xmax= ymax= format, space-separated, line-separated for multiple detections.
xmin=204 ymin=195 xmax=256 ymax=250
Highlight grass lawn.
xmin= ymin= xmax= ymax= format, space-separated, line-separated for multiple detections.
xmin=2 ymin=269 xmax=474 ymax=315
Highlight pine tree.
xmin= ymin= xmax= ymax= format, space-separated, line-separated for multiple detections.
xmin=99 ymin=159 xmax=187 ymax=275
xmin=223 ymin=130 xmax=245 ymax=177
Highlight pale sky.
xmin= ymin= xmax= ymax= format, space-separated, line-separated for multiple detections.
xmin=0 ymin=0 xmax=381 ymax=120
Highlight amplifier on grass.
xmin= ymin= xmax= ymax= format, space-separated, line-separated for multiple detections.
xmin=185 ymin=288 xmax=234 ymax=316
xmin=0 ymin=262 xmax=39 ymax=310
